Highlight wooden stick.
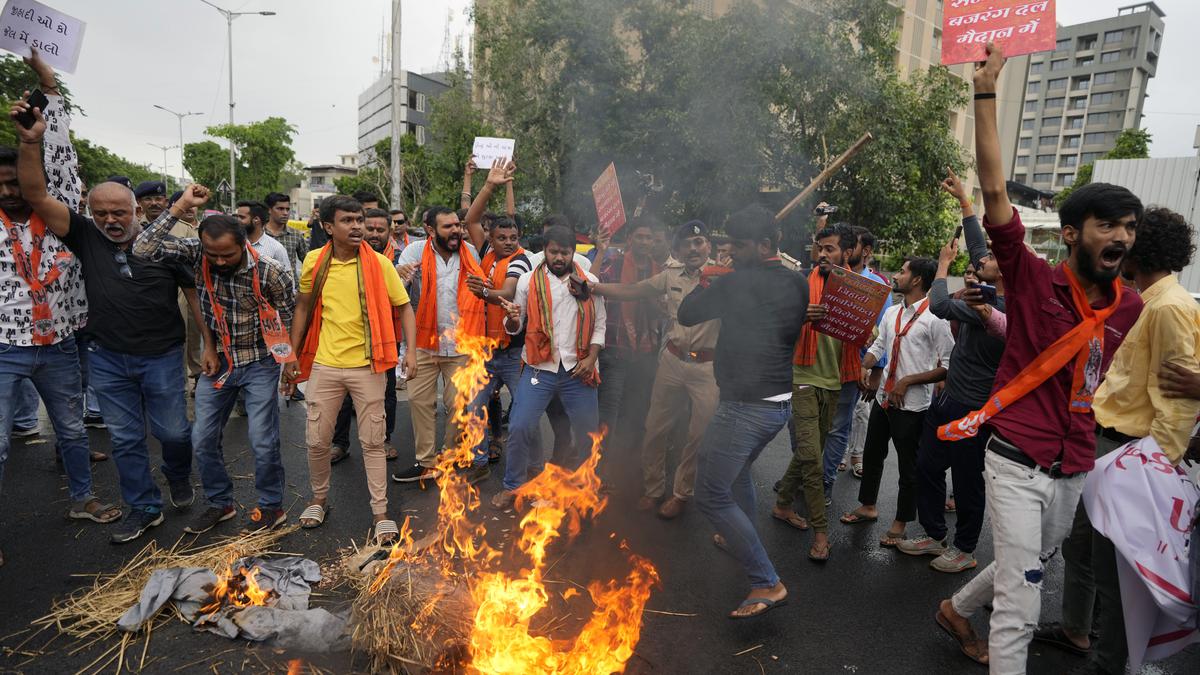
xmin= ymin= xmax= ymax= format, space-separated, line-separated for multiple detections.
xmin=775 ymin=132 xmax=875 ymax=222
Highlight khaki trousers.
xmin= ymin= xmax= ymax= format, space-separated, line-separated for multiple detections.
xmin=178 ymin=294 xmax=203 ymax=380
xmin=641 ymin=351 xmax=719 ymax=500
xmin=305 ymin=364 xmax=388 ymax=515
xmin=408 ymin=350 xmax=467 ymax=468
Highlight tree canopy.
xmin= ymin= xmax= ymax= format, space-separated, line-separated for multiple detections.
xmin=184 ymin=117 xmax=297 ymax=207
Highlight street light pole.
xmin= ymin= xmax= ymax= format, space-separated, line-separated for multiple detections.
xmin=200 ymin=1 xmax=276 ymax=208
xmin=153 ymin=105 xmax=201 ymax=186
xmin=147 ymin=143 xmax=178 ymax=188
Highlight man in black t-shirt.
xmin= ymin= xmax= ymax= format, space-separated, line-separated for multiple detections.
xmin=19 ymin=135 xmax=198 ymax=544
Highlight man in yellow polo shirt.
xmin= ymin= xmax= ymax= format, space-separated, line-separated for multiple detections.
xmin=282 ymin=195 xmax=416 ymax=544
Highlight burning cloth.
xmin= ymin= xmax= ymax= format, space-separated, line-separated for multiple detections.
xmin=1082 ymin=437 xmax=1200 ymax=671
xmin=117 ymin=556 xmax=348 ymax=651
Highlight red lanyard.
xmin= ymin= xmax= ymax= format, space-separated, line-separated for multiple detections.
xmin=201 ymin=245 xmax=295 ymax=388
xmin=881 ymin=298 xmax=929 ymax=407
xmin=1 ymin=208 xmax=72 ymax=345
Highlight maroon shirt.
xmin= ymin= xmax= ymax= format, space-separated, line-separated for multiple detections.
xmin=984 ymin=208 xmax=1143 ymax=474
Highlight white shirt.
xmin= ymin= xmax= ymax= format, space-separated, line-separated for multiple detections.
xmin=525 ymin=250 xmax=592 ymax=273
xmin=508 ymin=267 xmax=606 ymax=373
xmin=397 ymin=239 xmax=481 ymax=356
xmin=250 ymin=232 xmax=293 ymax=286
xmin=867 ymin=296 xmax=955 ymax=412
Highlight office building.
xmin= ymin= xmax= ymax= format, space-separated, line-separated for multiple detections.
xmin=357 ymin=70 xmax=451 ymax=164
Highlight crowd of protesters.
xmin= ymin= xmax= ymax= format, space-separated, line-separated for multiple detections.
xmin=1 ymin=44 xmax=1198 ymax=675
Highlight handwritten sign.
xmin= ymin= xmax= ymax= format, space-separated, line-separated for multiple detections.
xmin=941 ymin=0 xmax=1056 ymax=66
xmin=591 ymin=162 xmax=626 ymax=236
xmin=812 ymin=267 xmax=892 ymax=348
xmin=471 ymin=137 xmax=515 ymax=168
xmin=0 ymin=0 xmax=85 ymax=74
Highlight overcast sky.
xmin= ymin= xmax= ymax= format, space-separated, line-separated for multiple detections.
xmin=25 ymin=0 xmax=1200 ymax=180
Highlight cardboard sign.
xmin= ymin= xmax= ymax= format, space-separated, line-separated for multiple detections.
xmin=941 ymin=0 xmax=1056 ymax=66
xmin=471 ymin=137 xmax=515 ymax=168
xmin=591 ymin=162 xmax=626 ymax=236
xmin=0 ymin=0 xmax=85 ymax=74
xmin=812 ymin=267 xmax=892 ymax=347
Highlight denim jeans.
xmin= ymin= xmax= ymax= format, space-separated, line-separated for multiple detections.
xmin=333 ymin=367 xmax=396 ymax=448
xmin=503 ymin=363 xmax=599 ymax=492
xmin=76 ymin=336 xmax=102 ymax=417
xmin=0 ymin=336 xmax=93 ymax=502
xmin=192 ymin=356 xmax=285 ymax=510
xmin=470 ymin=348 xmax=526 ymax=467
xmin=87 ymin=343 xmax=193 ymax=511
xmin=821 ymin=382 xmax=859 ymax=495
xmin=695 ymin=399 xmax=791 ymax=589
xmin=14 ymin=379 xmax=39 ymax=429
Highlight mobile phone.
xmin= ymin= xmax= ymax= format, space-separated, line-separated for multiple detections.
xmin=15 ymin=89 xmax=48 ymax=130
xmin=954 ymin=225 xmax=963 ymax=239
xmin=975 ymin=282 xmax=998 ymax=304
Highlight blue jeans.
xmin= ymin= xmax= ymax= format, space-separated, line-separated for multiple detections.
xmin=470 ymin=348 xmax=526 ymax=467
xmin=503 ymin=364 xmax=599 ymax=492
xmin=193 ymin=356 xmax=285 ymax=510
xmin=76 ymin=336 xmax=102 ymax=417
xmin=14 ymin=379 xmax=39 ymax=429
xmin=695 ymin=399 xmax=791 ymax=589
xmin=821 ymin=382 xmax=859 ymax=495
xmin=87 ymin=343 xmax=193 ymax=511
xmin=0 ymin=336 xmax=93 ymax=502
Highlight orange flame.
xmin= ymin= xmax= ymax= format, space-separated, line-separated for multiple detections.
xmin=200 ymin=562 xmax=275 ymax=614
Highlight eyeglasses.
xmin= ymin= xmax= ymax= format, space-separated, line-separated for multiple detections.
xmin=114 ymin=250 xmax=133 ymax=279
xmin=393 ymin=219 xmax=407 ymax=226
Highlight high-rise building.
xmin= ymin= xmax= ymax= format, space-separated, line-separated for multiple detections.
xmin=1007 ymin=3 xmax=1165 ymax=192
xmin=357 ymin=70 xmax=452 ymax=164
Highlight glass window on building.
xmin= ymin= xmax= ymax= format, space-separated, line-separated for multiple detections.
xmin=1100 ymin=50 xmax=1121 ymax=63
xmin=1088 ymin=112 xmax=1111 ymax=126
xmin=1037 ymin=154 xmax=1055 ymax=165
xmin=1045 ymin=97 xmax=1064 ymax=110
xmin=1076 ymin=57 xmax=1094 ymax=67
xmin=1028 ymin=81 xmax=1041 ymax=94
xmin=1022 ymin=119 xmax=1035 ymax=131
xmin=1056 ymin=38 xmax=1071 ymax=51
xmin=1078 ymin=35 xmax=1098 ymax=50
xmin=1071 ymin=97 xmax=1088 ymax=109
xmin=1065 ymin=117 xmax=1084 ymax=130
xmin=1063 ymin=136 xmax=1081 ymax=148
xmin=1043 ymin=116 xmax=1061 ymax=128
xmin=1082 ymin=152 xmax=1104 ymax=164
xmin=1051 ymin=59 xmax=1068 ymax=71
xmin=1035 ymin=172 xmax=1053 ymax=183
xmin=1040 ymin=135 xmax=1057 ymax=146
xmin=1073 ymin=76 xmax=1090 ymax=90
xmin=1030 ymin=61 xmax=1044 ymax=74
xmin=1016 ymin=155 xmax=1030 ymax=167
xmin=1058 ymin=173 xmax=1076 ymax=186
xmin=1048 ymin=77 xmax=1067 ymax=90
xmin=1060 ymin=155 xmax=1078 ymax=167
xmin=1025 ymin=101 xmax=1038 ymax=113
xmin=1094 ymin=71 xmax=1118 ymax=86
xmin=1103 ymin=30 xmax=1124 ymax=44
xmin=1019 ymin=137 xmax=1033 ymax=149
xmin=1091 ymin=92 xmax=1115 ymax=105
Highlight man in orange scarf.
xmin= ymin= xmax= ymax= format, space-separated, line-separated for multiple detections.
xmin=935 ymin=44 xmax=1144 ymax=672
xmin=773 ymin=223 xmax=863 ymax=562
xmin=391 ymin=206 xmax=487 ymax=484
xmin=282 ymin=196 xmax=416 ymax=545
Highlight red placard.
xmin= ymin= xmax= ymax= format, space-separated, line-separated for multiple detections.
xmin=812 ymin=267 xmax=892 ymax=348
xmin=591 ymin=162 xmax=627 ymax=236
xmin=941 ymin=0 xmax=1057 ymax=66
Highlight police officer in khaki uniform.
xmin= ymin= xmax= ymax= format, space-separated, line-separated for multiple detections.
xmin=586 ymin=221 xmax=720 ymax=519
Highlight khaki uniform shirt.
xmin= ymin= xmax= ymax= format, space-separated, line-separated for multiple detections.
xmin=636 ymin=260 xmax=720 ymax=353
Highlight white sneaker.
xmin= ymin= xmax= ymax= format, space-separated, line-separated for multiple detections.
xmin=930 ymin=547 xmax=977 ymax=573
xmin=896 ymin=535 xmax=947 ymax=557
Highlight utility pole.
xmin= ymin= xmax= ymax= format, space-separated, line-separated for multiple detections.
xmin=153 ymin=105 xmax=202 ymax=186
xmin=147 ymin=143 xmax=178 ymax=188
xmin=390 ymin=0 xmax=403 ymax=210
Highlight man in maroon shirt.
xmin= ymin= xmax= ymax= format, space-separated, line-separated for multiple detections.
xmin=934 ymin=44 xmax=1144 ymax=672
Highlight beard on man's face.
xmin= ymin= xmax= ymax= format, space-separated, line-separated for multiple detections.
xmin=436 ymin=231 xmax=462 ymax=251
xmin=548 ymin=258 xmax=570 ymax=276
xmin=366 ymin=234 xmax=388 ymax=253
xmin=1075 ymin=243 xmax=1123 ymax=285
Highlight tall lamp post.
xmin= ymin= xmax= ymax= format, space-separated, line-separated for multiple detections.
xmin=147 ymin=143 xmax=178 ymax=188
xmin=152 ymin=105 xmax=202 ymax=186
xmin=200 ymin=0 xmax=276 ymax=206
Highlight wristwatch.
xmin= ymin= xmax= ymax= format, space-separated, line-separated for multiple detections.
xmin=482 ymin=287 xmax=490 ymax=298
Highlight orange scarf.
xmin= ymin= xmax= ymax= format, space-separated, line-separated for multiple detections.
xmin=1 ymin=209 xmax=73 ymax=345
xmin=296 ymin=242 xmax=399 ymax=381
xmin=939 ymin=263 xmax=1123 ymax=441
xmin=793 ymin=268 xmax=863 ymax=383
xmin=617 ymin=250 xmax=661 ymax=352
xmin=414 ymin=240 xmax=487 ymax=350
xmin=481 ymin=246 xmax=525 ymax=349
xmin=526 ymin=262 xmax=599 ymax=385
xmin=381 ymin=240 xmax=396 ymax=265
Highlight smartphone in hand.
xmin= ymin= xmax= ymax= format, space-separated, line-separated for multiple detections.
xmin=15 ymin=89 xmax=49 ymax=130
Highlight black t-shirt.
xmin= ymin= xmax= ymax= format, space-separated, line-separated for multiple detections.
xmin=63 ymin=212 xmax=193 ymax=355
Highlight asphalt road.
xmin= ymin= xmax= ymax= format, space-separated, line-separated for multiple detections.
xmin=1 ymin=387 xmax=1197 ymax=674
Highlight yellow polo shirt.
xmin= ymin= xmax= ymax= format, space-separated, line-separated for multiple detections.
xmin=300 ymin=250 xmax=409 ymax=369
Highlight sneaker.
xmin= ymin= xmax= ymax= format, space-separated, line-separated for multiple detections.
xmin=392 ymin=463 xmax=439 ymax=483
xmin=168 ymin=479 xmax=195 ymax=509
xmin=110 ymin=509 xmax=164 ymax=544
xmin=930 ymin=547 xmax=978 ymax=573
xmin=83 ymin=413 xmax=107 ymax=429
xmin=241 ymin=507 xmax=286 ymax=533
xmin=184 ymin=505 xmax=237 ymax=534
xmin=463 ymin=464 xmax=491 ymax=486
xmin=11 ymin=425 xmax=39 ymax=438
xmin=897 ymin=535 xmax=948 ymax=557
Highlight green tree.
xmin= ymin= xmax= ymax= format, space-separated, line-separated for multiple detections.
xmin=182 ymin=140 xmax=228 ymax=192
xmin=1054 ymin=128 xmax=1151 ymax=207
xmin=0 ymin=54 xmax=74 ymax=149
xmin=203 ymin=116 xmax=297 ymax=203
xmin=72 ymin=135 xmax=174 ymax=192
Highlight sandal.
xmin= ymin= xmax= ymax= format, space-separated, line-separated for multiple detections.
xmin=384 ymin=445 xmax=398 ymax=461
xmin=299 ymin=503 xmax=328 ymax=529
xmin=69 ymin=498 xmax=122 ymax=523
xmin=771 ymin=510 xmax=810 ymax=531
xmin=851 ymin=462 xmax=863 ymax=479
xmin=729 ymin=595 xmax=788 ymax=620
xmin=945 ymin=498 xmax=957 ymax=513
xmin=808 ymin=541 xmax=830 ymax=562
xmin=840 ymin=510 xmax=878 ymax=525
xmin=936 ymin=608 xmax=989 ymax=665
xmin=879 ymin=530 xmax=906 ymax=547
xmin=1031 ymin=622 xmax=1090 ymax=656
xmin=374 ymin=519 xmax=400 ymax=545
xmin=837 ymin=462 xmax=847 ymax=472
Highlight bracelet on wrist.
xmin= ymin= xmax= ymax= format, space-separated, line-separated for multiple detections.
xmin=973 ymin=92 xmax=996 ymax=100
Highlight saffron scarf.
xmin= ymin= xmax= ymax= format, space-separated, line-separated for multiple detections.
xmin=526 ymin=262 xmax=599 ymax=386
xmin=414 ymin=240 xmax=487 ymax=350
xmin=792 ymin=268 xmax=864 ymax=383
xmin=481 ymin=246 xmax=525 ymax=348
xmin=1 ymin=208 xmax=73 ymax=345
xmin=939 ymin=263 xmax=1123 ymax=441
xmin=296 ymin=242 xmax=399 ymax=381
xmin=617 ymin=250 xmax=661 ymax=352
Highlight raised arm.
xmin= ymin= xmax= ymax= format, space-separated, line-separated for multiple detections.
xmin=930 ymin=237 xmax=981 ymax=324
xmin=11 ymin=104 xmax=70 ymax=237
xmin=132 ymin=185 xmax=210 ymax=263
xmin=460 ymin=156 xmax=476 ymax=210
xmin=464 ymin=158 xmax=515 ymax=252
xmin=23 ymin=49 xmax=81 ymax=212
xmin=973 ymin=43 xmax=1014 ymax=228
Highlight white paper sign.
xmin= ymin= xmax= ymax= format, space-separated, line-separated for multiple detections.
xmin=0 ymin=0 xmax=86 ymax=74
xmin=472 ymin=136 xmax=515 ymax=168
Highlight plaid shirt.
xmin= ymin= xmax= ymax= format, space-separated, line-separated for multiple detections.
xmin=266 ymin=224 xmax=308 ymax=278
xmin=133 ymin=213 xmax=295 ymax=367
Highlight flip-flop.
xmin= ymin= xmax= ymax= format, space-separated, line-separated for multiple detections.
xmin=330 ymin=446 xmax=350 ymax=465
xmin=936 ymin=609 xmax=989 ymax=665
xmin=840 ymin=511 xmax=878 ymax=525
xmin=729 ymin=596 xmax=788 ymax=620
xmin=374 ymin=519 xmax=400 ymax=545
xmin=879 ymin=530 xmax=906 ymax=547
xmin=808 ymin=543 xmax=830 ymax=563
xmin=852 ymin=463 xmax=863 ymax=479
xmin=299 ymin=503 xmax=329 ymax=529
xmin=68 ymin=498 xmax=121 ymax=523
xmin=837 ymin=462 xmax=847 ymax=472
xmin=772 ymin=511 xmax=810 ymax=531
